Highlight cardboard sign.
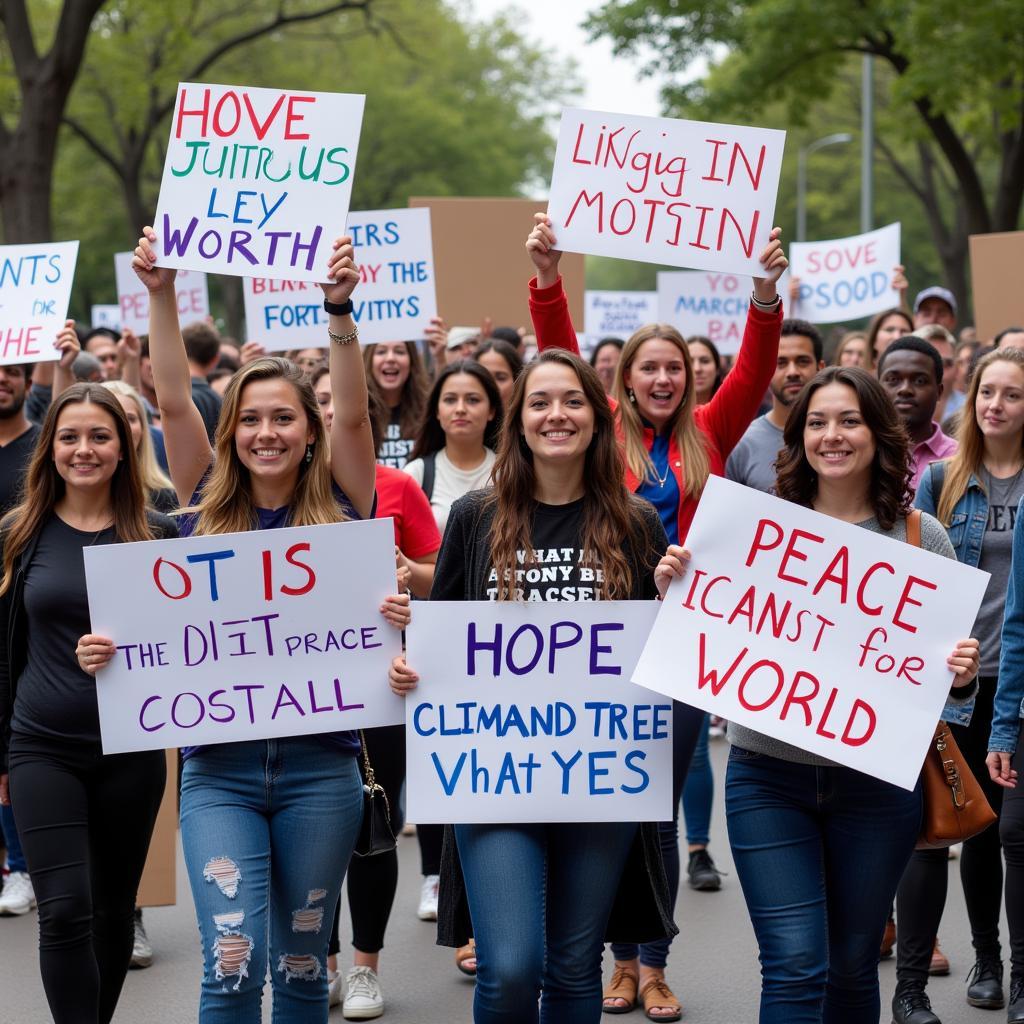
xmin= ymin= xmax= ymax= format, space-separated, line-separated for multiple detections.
xmin=243 ymin=207 xmax=437 ymax=349
xmin=85 ymin=519 xmax=402 ymax=754
xmin=153 ymin=82 xmax=364 ymax=280
xmin=91 ymin=305 xmax=121 ymax=331
xmin=970 ymin=231 xmax=1024 ymax=342
xmin=409 ymin=197 xmax=584 ymax=328
xmin=790 ymin=223 xmax=901 ymax=323
xmin=657 ymin=271 xmax=750 ymax=355
xmin=405 ymin=601 xmax=672 ymax=823
xmin=135 ymin=750 xmax=178 ymax=907
xmin=632 ymin=477 xmax=989 ymax=790
xmin=0 ymin=241 xmax=79 ymax=366
xmin=584 ymin=290 xmax=657 ymax=341
xmin=114 ymin=252 xmax=210 ymax=334
xmin=547 ymin=108 xmax=785 ymax=275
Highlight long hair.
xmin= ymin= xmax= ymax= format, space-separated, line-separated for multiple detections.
xmin=686 ymin=335 xmax=723 ymax=402
xmin=363 ymin=342 xmax=428 ymax=444
xmin=487 ymin=349 xmax=643 ymax=601
xmin=0 ymin=384 xmax=152 ymax=594
xmin=474 ymin=338 xmax=524 ymax=382
xmin=834 ymin=331 xmax=871 ymax=370
xmin=614 ymin=323 xmax=710 ymax=499
xmin=775 ymin=366 xmax=912 ymax=530
xmin=186 ymin=357 xmax=346 ymax=536
xmin=937 ymin=347 xmax=1024 ymax=526
xmin=867 ymin=307 xmax=913 ymax=361
xmin=409 ymin=359 xmax=503 ymax=462
xmin=102 ymin=380 xmax=173 ymax=496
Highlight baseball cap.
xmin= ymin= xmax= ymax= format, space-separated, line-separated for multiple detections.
xmin=913 ymin=286 xmax=958 ymax=316
xmin=447 ymin=326 xmax=479 ymax=351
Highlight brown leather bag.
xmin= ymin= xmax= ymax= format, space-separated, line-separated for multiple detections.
xmin=905 ymin=510 xmax=997 ymax=850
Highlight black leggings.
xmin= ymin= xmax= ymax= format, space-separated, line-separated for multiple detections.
xmin=329 ymin=724 xmax=406 ymax=957
xmin=896 ymin=678 xmax=1004 ymax=987
xmin=7 ymin=735 xmax=165 ymax=1024
xmin=1001 ymin=720 xmax=1024 ymax=979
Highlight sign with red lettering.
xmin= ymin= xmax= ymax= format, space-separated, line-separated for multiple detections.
xmin=84 ymin=519 xmax=402 ymax=753
xmin=153 ymin=82 xmax=364 ymax=280
xmin=114 ymin=252 xmax=210 ymax=335
xmin=657 ymin=270 xmax=750 ymax=355
xmin=632 ymin=477 xmax=989 ymax=789
xmin=547 ymin=108 xmax=785 ymax=276
xmin=0 ymin=241 xmax=79 ymax=367
xmin=790 ymin=223 xmax=901 ymax=323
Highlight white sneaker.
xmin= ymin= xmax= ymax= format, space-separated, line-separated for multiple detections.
xmin=0 ymin=871 xmax=35 ymax=916
xmin=130 ymin=912 xmax=153 ymax=968
xmin=417 ymin=874 xmax=439 ymax=921
xmin=328 ymin=969 xmax=343 ymax=1007
xmin=343 ymin=965 xmax=383 ymax=1019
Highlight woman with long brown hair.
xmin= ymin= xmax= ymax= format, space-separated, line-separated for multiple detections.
xmin=365 ymin=341 xmax=430 ymax=469
xmin=0 ymin=383 xmax=176 ymax=1024
xmin=388 ymin=348 xmax=676 ymax=1024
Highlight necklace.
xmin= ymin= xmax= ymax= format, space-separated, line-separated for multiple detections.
xmin=654 ymin=466 xmax=671 ymax=488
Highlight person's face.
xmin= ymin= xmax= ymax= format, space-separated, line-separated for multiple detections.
xmin=839 ymin=337 xmax=868 ymax=368
xmin=803 ymin=383 xmax=876 ymax=490
xmin=687 ymin=342 xmax=716 ymax=403
xmin=914 ymin=298 xmax=956 ymax=332
xmin=86 ymin=337 xmax=120 ymax=380
xmin=233 ymin=378 xmax=314 ymax=482
xmin=52 ymin=400 xmax=122 ymax=494
xmin=371 ymin=343 xmax=411 ymax=395
xmin=593 ymin=344 xmax=621 ymax=393
xmin=624 ymin=339 xmax=687 ymax=429
xmin=879 ymin=351 xmax=941 ymax=432
xmin=873 ymin=314 xmax=911 ymax=364
xmin=932 ymin=339 xmax=956 ymax=391
xmin=476 ymin=350 xmax=516 ymax=408
xmin=770 ymin=335 xmax=820 ymax=409
xmin=219 ymin=343 xmax=241 ymax=370
xmin=998 ymin=331 xmax=1024 ymax=353
xmin=139 ymin=355 xmax=155 ymax=393
xmin=437 ymin=372 xmax=494 ymax=444
xmin=521 ymin=362 xmax=595 ymax=468
xmin=114 ymin=394 xmax=144 ymax=452
xmin=954 ymin=346 xmax=975 ymax=391
xmin=314 ymin=375 xmax=334 ymax=430
xmin=976 ymin=362 xmax=1024 ymax=446
xmin=0 ymin=364 xmax=29 ymax=420
xmin=292 ymin=349 xmax=324 ymax=377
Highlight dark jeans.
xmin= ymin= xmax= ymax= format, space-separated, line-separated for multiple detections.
xmin=417 ymin=823 xmax=444 ymax=877
xmin=8 ymin=734 xmax=165 ymax=1024
xmin=1001 ymin=719 xmax=1024 ymax=979
xmin=726 ymin=746 xmax=921 ymax=1024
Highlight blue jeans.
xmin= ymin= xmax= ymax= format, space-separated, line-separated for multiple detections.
xmin=682 ymin=713 xmax=713 ymax=847
xmin=726 ymin=746 xmax=921 ymax=1024
xmin=180 ymin=739 xmax=363 ymax=1024
xmin=455 ymin=821 xmax=637 ymax=1024
xmin=0 ymin=802 xmax=26 ymax=873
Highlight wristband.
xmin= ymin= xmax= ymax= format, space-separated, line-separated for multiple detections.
xmin=323 ymin=298 xmax=354 ymax=316
xmin=749 ymin=291 xmax=781 ymax=311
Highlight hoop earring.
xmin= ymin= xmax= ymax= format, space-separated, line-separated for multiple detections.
xmin=305 ymin=444 xmax=313 ymax=464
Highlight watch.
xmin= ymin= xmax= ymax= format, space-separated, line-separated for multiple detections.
xmin=323 ymin=298 xmax=354 ymax=316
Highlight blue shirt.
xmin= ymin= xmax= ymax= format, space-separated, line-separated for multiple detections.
xmin=635 ymin=431 xmax=681 ymax=547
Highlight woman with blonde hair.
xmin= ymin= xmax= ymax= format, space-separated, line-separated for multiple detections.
xmin=834 ymin=331 xmax=871 ymax=370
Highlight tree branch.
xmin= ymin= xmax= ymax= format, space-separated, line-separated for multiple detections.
xmin=0 ymin=0 xmax=40 ymax=78
xmin=63 ymin=115 xmax=123 ymax=179
xmin=52 ymin=0 xmax=107 ymax=76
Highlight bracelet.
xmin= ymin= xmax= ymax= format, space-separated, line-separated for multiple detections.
xmin=750 ymin=291 xmax=781 ymax=311
xmin=323 ymin=298 xmax=354 ymax=316
xmin=328 ymin=326 xmax=359 ymax=346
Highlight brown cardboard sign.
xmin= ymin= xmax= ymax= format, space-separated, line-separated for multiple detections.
xmin=969 ymin=231 xmax=1024 ymax=342
xmin=136 ymin=750 xmax=177 ymax=907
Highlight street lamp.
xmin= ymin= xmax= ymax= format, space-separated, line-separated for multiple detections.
xmin=796 ymin=132 xmax=853 ymax=241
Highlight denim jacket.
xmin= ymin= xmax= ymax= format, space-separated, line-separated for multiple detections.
xmin=992 ymin=494 xmax=1024 ymax=753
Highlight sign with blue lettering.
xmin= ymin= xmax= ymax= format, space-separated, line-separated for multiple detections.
xmin=405 ymin=601 xmax=672 ymax=823
xmin=657 ymin=269 xmax=753 ymax=355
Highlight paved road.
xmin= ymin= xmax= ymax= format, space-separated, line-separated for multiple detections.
xmin=0 ymin=739 xmax=1006 ymax=1023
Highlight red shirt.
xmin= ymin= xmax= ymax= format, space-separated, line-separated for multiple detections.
xmin=373 ymin=464 xmax=442 ymax=558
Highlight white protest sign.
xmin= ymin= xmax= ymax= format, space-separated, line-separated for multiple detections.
xmin=405 ymin=601 xmax=672 ymax=823
xmin=91 ymin=305 xmax=121 ymax=331
xmin=243 ymin=208 xmax=437 ymax=349
xmin=0 ymin=241 xmax=79 ymax=366
xmin=153 ymin=82 xmax=364 ymax=280
xmin=85 ymin=519 xmax=402 ymax=754
xmin=547 ymin=108 xmax=785 ymax=275
xmin=114 ymin=252 xmax=210 ymax=335
xmin=632 ymin=477 xmax=989 ymax=790
xmin=790 ymin=223 xmax=901 ymax=323
xmin=584 ymin=290 xmax=657 ymax=341
xmin=657 ymin=271 xmax=750 ymax=355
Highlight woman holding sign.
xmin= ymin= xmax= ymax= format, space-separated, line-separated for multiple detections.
xmin=0 ymin=383 xmax=177 ymax=1024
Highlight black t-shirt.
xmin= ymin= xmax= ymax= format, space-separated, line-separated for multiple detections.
xmin=0 ymin=423 xmax=40 ymax=515
xmin=191 ymin=376 xmax=222 ymax=445
xmin=376 ymin=407 xmax=415 ymax=470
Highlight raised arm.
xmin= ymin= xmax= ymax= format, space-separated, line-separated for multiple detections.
xmin=526 ymin=213 xmax=580 ymax=355
xmin=134 ymin=228 xmax=212 ymax=504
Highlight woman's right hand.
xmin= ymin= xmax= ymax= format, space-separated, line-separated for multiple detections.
xmin=133 ymin=228 xmax=177 ymax=292
xmin=76 ymin=634 xmax=116 ymax=676
xmin=987 ymin=750 xmax=1018 ymax=789
xmin=526 ymin=213 xmax=562 ymax=288
xmin=389 ymin=655 xmax=419 ymax=697
xmin=0 ymin=774 xmax=9 ymax=807
xmin=655 ymin=545 xmax=690 ymax=600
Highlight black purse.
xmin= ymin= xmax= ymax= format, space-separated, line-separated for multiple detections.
xmin=353 ymin=730 xmax=397 ymax=858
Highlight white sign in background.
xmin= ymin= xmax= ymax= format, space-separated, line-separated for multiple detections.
xmin=0 ymin=241 xmax=79 ymax=367
xmin=91 ymin=305 xmax=122 ymax=331
xmin=405 ymin=601 xmax=673 ymax=824
xmin=584 ymin=290 xmax=657 ymax=342
xmin=632 ymin=477 xmax=989 ymax=790
xmin=114 ymin=252 xmax=210 ymax=335
xmin=657 ymin=271 xmax=750 ymax=355
xmin=243 ymin=207 xmax=437 ymax=349
xmin=85 ymin=519 xmax=403 ymax=754
xmin=547 ymin=107 xmax=786 ymax=276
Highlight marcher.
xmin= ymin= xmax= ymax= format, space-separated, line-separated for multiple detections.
xmin=365 ymin=342 xmax=429 ymax=470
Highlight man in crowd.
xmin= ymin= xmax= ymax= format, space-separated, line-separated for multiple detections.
xmin=997 ymin=326 xmax=1024 ymax=351
xmin=83 ymin=328 xmax=122 ymax=380
xmin=913 ymin=286 xmax=958 ymax=333
xmin=182 ymin=322 xmax=223 ymax=443
xmin=914 ymin=323 xmax=960 ymax=422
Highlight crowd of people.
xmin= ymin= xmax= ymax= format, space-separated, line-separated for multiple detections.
xmin=0 ymin=210 xmax=1020 ymax=1024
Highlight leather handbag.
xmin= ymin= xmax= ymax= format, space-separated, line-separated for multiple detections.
xmin=353 ymin=731 xmax=397 ymax=858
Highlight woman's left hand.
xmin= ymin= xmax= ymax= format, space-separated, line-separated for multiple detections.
xmin=321 ymin=236 xmax=359 ymax=306
xmin=948 ymin=637 xmax=980 ymax=688
xmin=380 ymin=592 xmax=411 ymax=630
xmin=654 ymin=545 xmax=690 ymax=601
xmin=751 ymin=226 xmax=787 ymax=302
xmin=76 ymin=634 xmax=116 ymax=676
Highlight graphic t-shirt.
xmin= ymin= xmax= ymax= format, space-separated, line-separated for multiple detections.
xmin=376 ymin=407 xmax=415 ymax=470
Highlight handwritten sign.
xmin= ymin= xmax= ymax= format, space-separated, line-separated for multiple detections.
xmin=584 ymin=290 xmax=657 ymax=341
xmin=114 ymin=252 xmax=210 ymax=335
xmin=91 ymin=305 xmax=122 ymax=331
xmin=0 ymin=241 xmax=79 ymax=367
xmin=405 ymin=601 xmax=672 ymax=823
xmin=243 ymin=208 xmax=437 ymax=349
xmin=657 ymin=271 xmax=750 ymax=355
xmin=84 ymin=519 xmax=402 ymax=754
xmin=790 ymin=223 xmax=901 ymax=323
xmin=632 ymin=477 xmax=988 ymax=790
xmin=547 ymin=108 xmax=785 ymax=276
xmin=153 ymin=82 xmax=364 ymax=280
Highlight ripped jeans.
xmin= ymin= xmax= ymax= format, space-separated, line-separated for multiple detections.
xmin=180 ymin=738 xmax=363 ymax=1023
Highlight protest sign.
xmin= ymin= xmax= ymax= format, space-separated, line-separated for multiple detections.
xmin=632 ymin=477 xmax=989 ymax=790
xmin=114 ymin=252 xmax=209 ymax=334
xmin=789 ymin=223 xmax=901 ymax=323
xmin=84 ymin=519 xmax=402 ymax=754
xmin=405 ymin=601 xmax=672 ymax=823
xmin=0 ymin=241 xmax=79 ymax=366
xmin=153 ymin=82 xmax=364 ymax=280
xmin=91 ymin=305 xmax=121 ymax=331
xmin=657 ymin=271 xmax=750 ymax=354
xmin=547 ymin=108 xmax=785 ymax=276
xmin=970 ymin=231 xmax=1024 ymax=342
xmin=136 ymin=750 xmax=178 ymax=907
xmin=243 ymin=207 xmax=437 ymax=348
xmin=584 ymin=290 xmax=657 ymax=341
xmin=409 ymin=197 xmax=585 ymax=327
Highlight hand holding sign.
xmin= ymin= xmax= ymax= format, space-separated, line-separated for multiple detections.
xmin=77 ymin=633 xmax=117 ymax=676
xmin=321 ymin=235 xmax=360 ymax=306
xmin=752 ymin=227 xmax=787 ymax=302
xmin=526 ymin=213 xmax=563 ymax=289
xmin=55 ymin=320 xmax=81 ymax=370
xmin=134 ymin=228 xmax=178 ymax=292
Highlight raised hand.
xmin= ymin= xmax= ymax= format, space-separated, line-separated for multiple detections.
xmin=526 ymin=212 xmax=562 ymax=288
xmin=320 ymin=236 xmax=359 ymax=306
xmin=133 ymin=228 xmax=177 ymax=292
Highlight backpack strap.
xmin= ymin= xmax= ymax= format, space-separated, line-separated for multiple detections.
xmin=421 ymin=451 xmax=437 ymax=504
xmin=929 ymin=460 xmax=947 ymax=509
xmin=906 ymin=508 xmax=922 ymax=548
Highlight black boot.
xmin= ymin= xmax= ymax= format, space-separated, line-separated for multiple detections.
xmin=1008 ymin=977 xmax=1024 ymax=1023
xmin=892 ymin=982 xmax=941 ymax=1024
xmin=967 ymin=956 xmax=1005 ymax=1009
